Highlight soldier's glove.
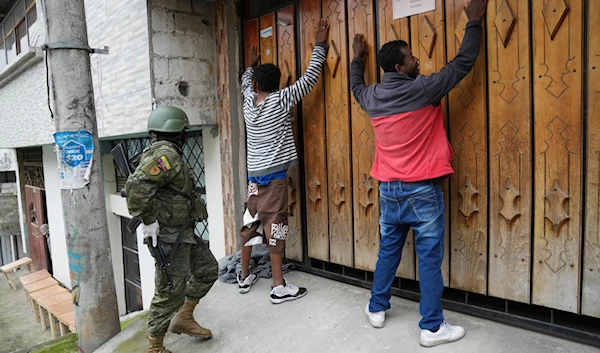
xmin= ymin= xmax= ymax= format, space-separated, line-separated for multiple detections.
xmin=141 ymin=221 xmax=160 ymax=247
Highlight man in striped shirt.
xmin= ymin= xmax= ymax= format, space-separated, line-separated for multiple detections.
xmin=237 ymin=19 xmax=329 ymax=304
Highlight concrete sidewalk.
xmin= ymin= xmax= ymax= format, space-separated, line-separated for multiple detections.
xmin=0 ymin=268 xmax=53 ymax=353
xmin=97 ymin=271 xmax=598 ymax=353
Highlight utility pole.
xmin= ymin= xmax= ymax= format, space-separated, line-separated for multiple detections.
xmin=41 ymin=0 xmax=120 ymax=351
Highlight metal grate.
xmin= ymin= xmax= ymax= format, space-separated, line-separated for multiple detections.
xmin=112 ymin=132 xmax=209 ymax=241
xmin=181 ymin=133 xmax=208 ymax=241
xmin=21 ymin=147 xmax=43 ymax=164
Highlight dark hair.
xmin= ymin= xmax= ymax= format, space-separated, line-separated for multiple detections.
xmin=378 ymin=40 xmax=409 ymax=73
xmin=254 ymin=64 xmax=281 ymax=92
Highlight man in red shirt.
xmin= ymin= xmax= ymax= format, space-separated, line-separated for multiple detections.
xmin=350 ymin=0 xmax=487 ymax=347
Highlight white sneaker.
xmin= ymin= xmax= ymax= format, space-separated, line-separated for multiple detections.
xmin=419 ymin=321 xmax=466 ymax=347
xmin=364 ymin=302 xmax=385 ymax=328
xmin=270 ymin=279 xmax=307 ymax=304
xmin=237 ymin=273 xmax=258 ymax=294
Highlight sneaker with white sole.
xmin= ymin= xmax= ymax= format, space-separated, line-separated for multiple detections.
xmin=270 ymin=280 xmax=307 ymax=304
xmin=364 ymin=302 xmax=385 ymax=328
xmin=237 ymin=273 xmax=258 ymax=294
xmin=419 ymin=321 xmax=466 ymax=347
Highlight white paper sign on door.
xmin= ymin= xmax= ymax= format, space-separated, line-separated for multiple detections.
xmin=393 ymin=0 xmax=435 ymax=20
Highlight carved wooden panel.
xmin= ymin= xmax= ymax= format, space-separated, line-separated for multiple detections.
xmin=276 ymin=6 xmax=303 ymax=262
xmin=447 ymin=0 xmax=488 ymax=295
xmin=378 ymin=0 xmax=410 ymax=77
xmin=301 ymin=0 xmax=329 ymax=262
xmin=582 ymin=0 xmax=600 ymax=319
xmin=259 ymin=14 xmax=277 ymax=65
xmin=323 ymin=0 xmax=353 ymax=267
xmin=348 ymin=0 xmax=378 ymax=272
xmin=411 ymin=0 xmax=449 ymax=287
xmin=487 ymin=0 xmax=532 ymax=304
xmin=243 ymin=19 xmax=259 ymax=68
xmin=532 ymin=0 xmax=583 ymax=313
xmin=377 ymin=0 xmax=415 ymax=280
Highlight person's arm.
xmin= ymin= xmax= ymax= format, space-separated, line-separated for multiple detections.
xmin=350 ymin=34 xmax=369 ymax=110
xmin=421 ymin=0 xmax=488 ymax=105
xmin=125 ymin=152 xmax=181 ymax=225
xmin=242 ymin=45 xmax=260 ymax=98
xmin=280 ymin=19 xmax=330 ymax=110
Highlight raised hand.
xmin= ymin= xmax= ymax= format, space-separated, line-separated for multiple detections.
xmin=248 ymin=44 xmax=260 ymax=67
xmin=353 ymin=34 xmax=367 ymax=61
xmin=466 ymin=0 xmax=488 ymax=22
xmin=315 ymin=19 xmax=330 ymax=43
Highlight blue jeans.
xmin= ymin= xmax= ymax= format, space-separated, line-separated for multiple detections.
xmin=369 ymin=179 xmax=445 ymax=330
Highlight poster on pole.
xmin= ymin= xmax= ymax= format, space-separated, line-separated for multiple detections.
xmin=393 ymin=0 xmax=435 ymax=19
xmin=54 ymin=130 xmax=94 ymax=189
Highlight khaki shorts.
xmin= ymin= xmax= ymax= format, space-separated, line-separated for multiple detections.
xmin=240 ymin=179 xmax=288 ymax=254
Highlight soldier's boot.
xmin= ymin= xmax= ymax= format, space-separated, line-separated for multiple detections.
xmin=147 ymin=336 xmax=172 ymax=353
xmin=169 ymin=300 xmax=212 ymax=338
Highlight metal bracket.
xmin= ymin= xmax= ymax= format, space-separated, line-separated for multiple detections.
xmin=41 ymin=42 xmax=109 ymax=55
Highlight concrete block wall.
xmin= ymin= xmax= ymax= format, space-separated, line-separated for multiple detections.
xmin=84 ymin=0 xmax=153 ymax=138
xmin=149 ymin=0 xmax=217 ymax=126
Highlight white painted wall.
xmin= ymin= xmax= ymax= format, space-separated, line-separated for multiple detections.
xmin=110 ymin=194 xmax=155 ymax=310
xmin=203 ymin=130 xmax=226 ymax=261
xmin=102 ymin=151 xmax=126 ymax=315
xmin=0 ymin=148 xmax=26 ymax=254
xmin=42 ymin=144 xmax=71 ymax=288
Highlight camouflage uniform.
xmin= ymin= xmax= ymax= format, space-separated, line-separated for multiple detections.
xmin=126 ymin=140 xmax=217 ymax=338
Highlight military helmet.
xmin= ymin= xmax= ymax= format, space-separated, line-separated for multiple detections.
xmin=148 ymin=106 xmax=190 ymax=133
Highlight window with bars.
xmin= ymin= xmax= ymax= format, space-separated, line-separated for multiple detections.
xmin=112 ymin=132 xmax=209 ymax=241
xmin=0 ymin=0 xmax=37 ymax=72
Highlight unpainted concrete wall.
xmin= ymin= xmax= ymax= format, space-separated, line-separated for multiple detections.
xmin=148 ymin=0 xmax=217 ymax=126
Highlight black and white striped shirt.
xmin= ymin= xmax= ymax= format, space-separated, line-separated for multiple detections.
xmin=242 ymin=43 xmax=328 ymax=177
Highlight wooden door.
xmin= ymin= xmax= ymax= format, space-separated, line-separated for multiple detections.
xmin=532 ymin=0 xmax=583 ymax=314
xmin=321 ymin=0 xmax=353 ymax=267
xmin=300 ymin=0 xmax=329 ymax=262
xmin=277 ymin=5 xmax=304 ymax=262
xmin=447 ymin=0 xmax=488 ymax=295
xmin=583 ymin=0 xmax=600 ymax=319
xmin=487 ymin=0 xmax=532 ymax=304
xmin=349 ymin=0 xmax=378 ymax=272
xmin=25 ymin=185 xmax=49 ymax=271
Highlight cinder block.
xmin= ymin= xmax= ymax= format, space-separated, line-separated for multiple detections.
xmin=168 ymin=59 xmax=211 ymax=81
xmin=152 ymin=33 xmax=195 ymax=58
xmin=153 ymin=58 xmax=169 ymax=81
xmin=151 ymin=0 xmax=192 ymax=13
xmin=193 ymin=35 xmax=216 ymax=61
xmin=152 ymin=8 xmax=175 ymax=33
xmin=174 ymin=13 xmax=208 ymax=35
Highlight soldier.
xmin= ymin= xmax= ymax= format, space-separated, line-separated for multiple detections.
xmin=126 ymin=106 xmax=217 ymax=353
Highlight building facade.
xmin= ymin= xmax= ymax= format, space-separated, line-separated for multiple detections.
xmin=0 ymin=0 xmax=231 ymax=315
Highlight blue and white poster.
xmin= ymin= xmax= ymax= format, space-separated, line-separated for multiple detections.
xmin=54 ymin=130 xmax=94 ymax=189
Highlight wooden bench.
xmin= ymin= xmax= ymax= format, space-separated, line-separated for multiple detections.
xmin=0 ymin=257 xmax=33 ymax=291
xmin=19 ymin=269 xmax=51 ymax=286
xmin=26 ymin=280 xmax=62 ymax=321
xmin=57 ymin=311 xmax=76 ymax=335
xmin=46 ymin=300 xmax=74 ymax=338
xmin=19 ymin=270 xmax=52 ymax=309
xmin=36 ymin=291 xmax=73 ymax=338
